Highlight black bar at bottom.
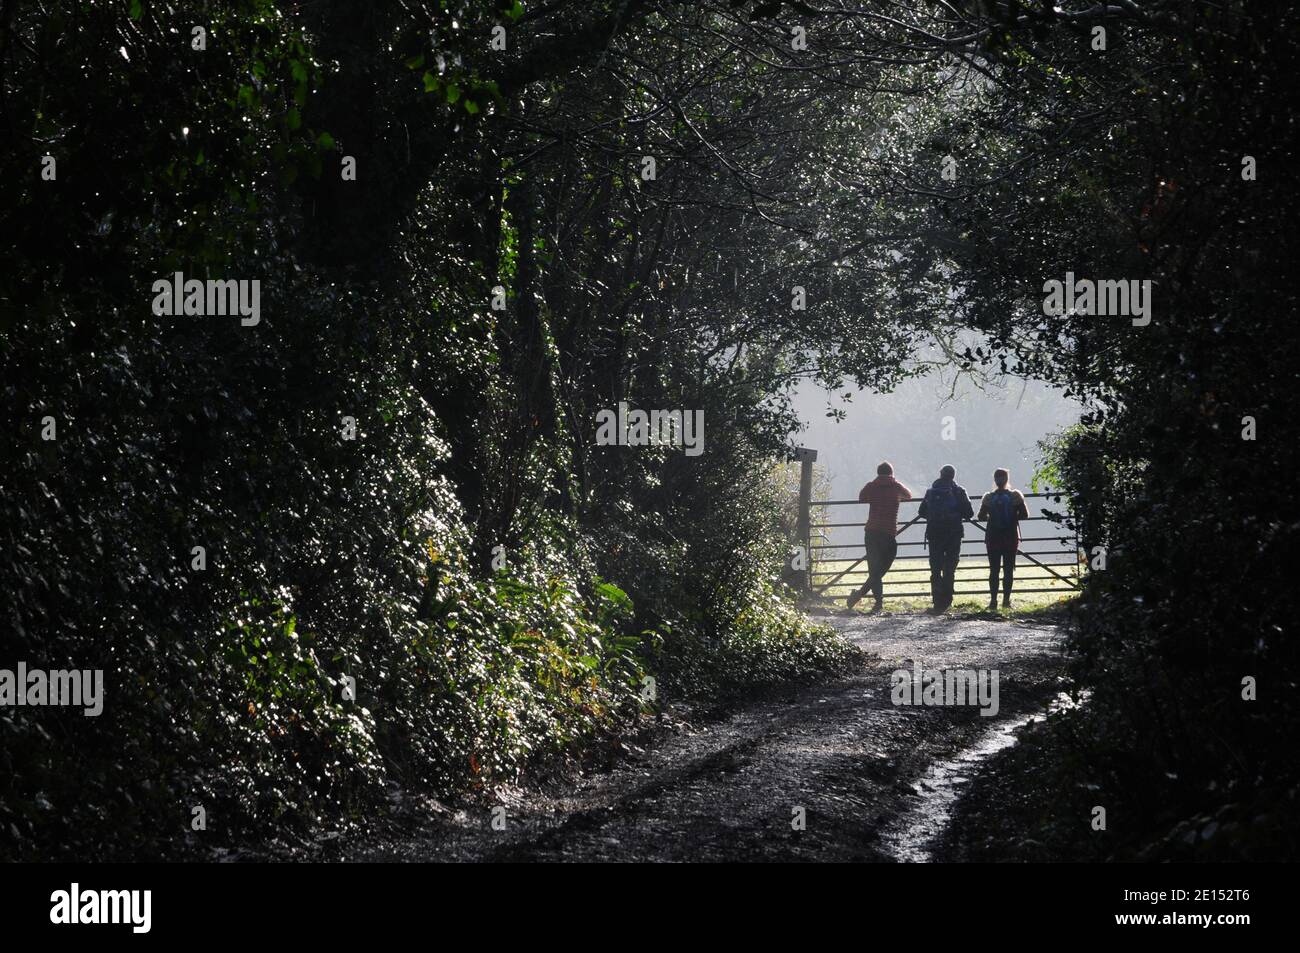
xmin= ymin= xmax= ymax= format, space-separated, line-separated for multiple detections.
xmin=0 ymin=862 xmax=1277 ymax=940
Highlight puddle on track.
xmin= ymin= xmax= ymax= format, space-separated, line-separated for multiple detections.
xmin=879 ymin=692 xmax=1085 ymax=863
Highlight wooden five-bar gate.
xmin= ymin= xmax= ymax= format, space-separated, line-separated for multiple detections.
xmin=791 ymin=447 xmax=1083 ymax=600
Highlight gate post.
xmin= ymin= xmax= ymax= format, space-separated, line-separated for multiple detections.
xmin=793 ymin=447 xmax=818 ymax=592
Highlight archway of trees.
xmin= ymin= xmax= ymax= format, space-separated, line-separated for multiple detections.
xmin=2 ymin=1 xmax=1294 ymax=860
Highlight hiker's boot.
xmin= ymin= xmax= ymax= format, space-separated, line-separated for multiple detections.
xmin=846 ymin=587 xmax=863 ymax=610
xmin=987 ymin=595 xmax=998 ymax=611
xmin=871 ymin=598 xmax=884 ymax=614
xmin=1002 ymin=594 xmax=1012 ymax=609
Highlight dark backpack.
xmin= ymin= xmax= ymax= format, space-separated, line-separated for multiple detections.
xmin=924 ymin=483 xmax=962 ymax=526
xmin=987 ymin=489 xmax=1017 ymax=533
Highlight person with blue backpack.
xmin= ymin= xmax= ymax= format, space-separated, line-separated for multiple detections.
xmin=917 ymin=465 xmax=974 ymax=612
xmin=977 ymin=468 xmax=1031 ymax=610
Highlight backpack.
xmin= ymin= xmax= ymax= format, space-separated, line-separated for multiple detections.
xmin=987 ymin=489 xmax=1017 ymax=533
xmin=924 ymin=483 xmax=962 ymax=525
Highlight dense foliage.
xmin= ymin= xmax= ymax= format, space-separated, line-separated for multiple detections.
xmin=0 ymin=0 xmax=874 ymax=860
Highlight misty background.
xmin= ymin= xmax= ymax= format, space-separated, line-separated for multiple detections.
xmin=790 ymin=358 xmax=1083 ymax=564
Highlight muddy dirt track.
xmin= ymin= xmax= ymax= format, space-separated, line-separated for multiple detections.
xmin=324 ymin=609 xmax=1068 ymax=863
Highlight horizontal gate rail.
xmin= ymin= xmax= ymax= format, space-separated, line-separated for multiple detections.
xmin=809 ymin=563 xmax=1080 ymax=575
xmin=811 ymin=536 xmax=1074 ymax=550
xmin=829 ymin=587 xmax=1074 ymax=597
xmin=811 ymin=494 xmax=1066 ymax=509
xmin=813 ymin=516 xmax=1060 ymax=529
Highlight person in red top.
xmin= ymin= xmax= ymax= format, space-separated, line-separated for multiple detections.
xmin=847 ymin=462 xmax=913 ymax=611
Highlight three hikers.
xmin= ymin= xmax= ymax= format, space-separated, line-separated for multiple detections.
xmin=977 ymin=468 xmax=1030 ymax=609
xmin=846 ymin=462 xmax=1031 ymax=612
xmin=846 ymin=462 xmax=913 ymax=612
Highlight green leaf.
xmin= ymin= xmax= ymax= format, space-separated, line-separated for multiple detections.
xmin=445 ymin=83 xmax=461 ymax=104
xmin=464 ymin=99 xmax=479 ymax=115
xmin=129 ymin=0 xmax=143 ymax=21
xmin=422 ymin=71 xmax=438 ymax=93
xmin=596 ymin=581 xmax=631 ymax=606
xmin=316 ymin=131 xmax=336 ymax=150
xmin=287 ymin=107 xmax=301 ymax=130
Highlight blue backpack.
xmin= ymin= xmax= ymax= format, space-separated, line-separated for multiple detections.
xmin=987 ymin=489 xmax=1017 ymax=533
xmin=925 ymin=483 xmax=962 ymax=525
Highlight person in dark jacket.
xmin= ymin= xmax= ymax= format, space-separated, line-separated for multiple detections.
xmin=917 ymin=465 xmax=974 ymax=611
